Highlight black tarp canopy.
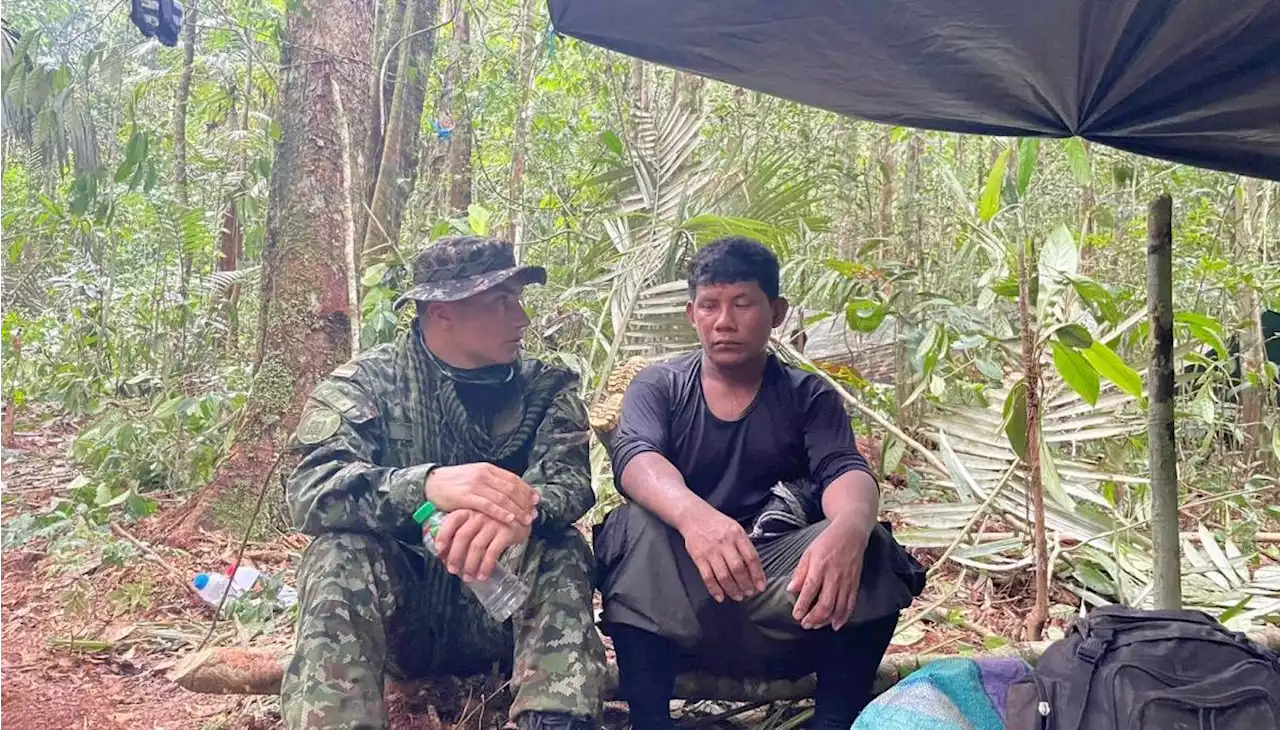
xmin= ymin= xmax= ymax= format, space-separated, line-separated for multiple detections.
xmin=547 ymin=0 xmax=1280 ymax=182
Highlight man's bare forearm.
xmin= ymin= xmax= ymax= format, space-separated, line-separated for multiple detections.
xmin=821 ymin=470 xmax=880 ymax=540
xmin=619 ymin=452 xmax=714 ymax=532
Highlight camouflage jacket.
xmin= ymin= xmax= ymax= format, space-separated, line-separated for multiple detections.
xmin=285 ymin=326 xmax=595 ymax=544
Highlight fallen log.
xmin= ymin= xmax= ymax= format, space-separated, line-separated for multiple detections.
xmin=172 ymin=626 xmax=1280 ymax=700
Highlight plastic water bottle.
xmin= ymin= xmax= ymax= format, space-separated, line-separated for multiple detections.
xmin=192 ymin=571 xmax=237 ymax=609
xmin=413 ymin=502 xmax=531 ymax=622
xmin=191 ymin=566 xmax=298 ymax=610
xmin=224 ymin=564 xmax=299 ymax=608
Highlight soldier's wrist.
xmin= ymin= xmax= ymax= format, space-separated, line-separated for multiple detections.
xmin=420 ymin=462 xmax=441 ymax=500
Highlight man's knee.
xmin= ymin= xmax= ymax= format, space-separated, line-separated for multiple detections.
xmin=296 ymin=531 xmax=405 ymax=609
xmin=528 ymin=527 xmax=594 ymax=593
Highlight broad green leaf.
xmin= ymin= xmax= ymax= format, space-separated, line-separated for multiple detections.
xmin=1038 ymin=224 xmax=1079 ymax=281
xmin=1001 ymin=379 xmax=1029 ymax=460
xmin=1072 ymin=561 xmax=1116 ymax=596
xmin=1082 ymin=340 xmax=1144 ymax=399
xmin=1052 ymin=341 xmax=1100 ymax=405
xmin=979 ymin=147 xmax=1011 ymax=222
xmin=1066 ymin=274 xmax=1120 ymax=324
xmin=845 ymin=298 xmax=887 ymax=333
xmin=1016 ymin=138 xmax=1039 ymax=196
xmin=1064 ymin=137 xmax=1092 ymax=187
xmin=1054 ymin=323 xmax=1094 ymax=349
xmin=467 ymin=203 xmax=492 ymax=236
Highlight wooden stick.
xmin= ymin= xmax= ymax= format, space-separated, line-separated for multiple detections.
xmin=1146 ymin=194 xmax=1181 ymax=610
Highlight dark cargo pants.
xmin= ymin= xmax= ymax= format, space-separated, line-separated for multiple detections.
xmin=280 ymin=528 xmax=607 ymax=729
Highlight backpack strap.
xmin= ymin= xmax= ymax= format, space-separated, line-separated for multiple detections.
xmin=1075 ymin=627 xmax=1115 ymax=664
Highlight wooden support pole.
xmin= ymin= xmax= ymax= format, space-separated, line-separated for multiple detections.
xmin=1146 ymin=194 xmax=1181 ymax=610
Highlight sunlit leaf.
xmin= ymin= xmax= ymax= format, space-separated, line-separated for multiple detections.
xmin=1082 ymin=340 xmax=1144 ymax=400
xmin=1064 ymin=137 xmax=1092 ymax=187
xmin=1052 ymin=341 xmax=1100 ymax=405
xmin=979 ymin=147 xmax=1011 ymax=222
xmin=1016 ymin=137 xmax=1039 ymax=197
xmin=467 ymin=203 xmax=492 ymax=236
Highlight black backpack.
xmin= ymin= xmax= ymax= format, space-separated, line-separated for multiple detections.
xmin=1005 ymin=605 xmax=1280 ymax=730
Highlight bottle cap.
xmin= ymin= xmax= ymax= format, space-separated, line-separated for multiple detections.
xmin=193 ymin=573 xmax=209 ymax=590
xmin=412 ymin=501 xmax=437 ymax=525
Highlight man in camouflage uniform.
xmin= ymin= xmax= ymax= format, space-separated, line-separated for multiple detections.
xmin=281 ymin=236 xmax=608 ymax=730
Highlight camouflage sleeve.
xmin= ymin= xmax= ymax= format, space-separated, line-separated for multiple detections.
xmin=284 ymin=371 xmax=429 ymax=541
xmin=521 ymin=379 xmax=596 ymax=534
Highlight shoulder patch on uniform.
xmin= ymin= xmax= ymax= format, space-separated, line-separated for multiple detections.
xmin=296 ymin=407 xmax=342 ymax=445
xmin=314 ymin=381 xmax=361 ymax=415
xmin=333 ymin=361 xmax=360 ymax=379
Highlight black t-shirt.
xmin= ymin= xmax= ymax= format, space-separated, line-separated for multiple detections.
xmin=610 ymin=350 xmax=876 ymax=522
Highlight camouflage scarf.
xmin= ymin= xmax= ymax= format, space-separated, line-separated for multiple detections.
xmin=400 ymin=325 xmax=560 ymax=468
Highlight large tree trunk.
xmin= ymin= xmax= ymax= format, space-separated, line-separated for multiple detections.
xmin=167 ymin=0 xmax=374 ymax=543
xmin=361 ymin=0 xmax=441 ymax=262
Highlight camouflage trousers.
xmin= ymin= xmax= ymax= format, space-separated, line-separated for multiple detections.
xmin=280 ymin=528 xmax=607 ymax=729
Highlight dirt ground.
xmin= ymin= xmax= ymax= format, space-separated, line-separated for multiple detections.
xmin=1 ymin=425 xmax=1003 ymax=730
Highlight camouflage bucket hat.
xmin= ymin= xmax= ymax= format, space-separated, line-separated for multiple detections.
xmin=393 ymin=236 xmax=546 ymax=310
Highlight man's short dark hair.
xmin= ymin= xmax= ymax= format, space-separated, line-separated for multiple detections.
xmin=687 ymin=236 xmax=781 ymax=300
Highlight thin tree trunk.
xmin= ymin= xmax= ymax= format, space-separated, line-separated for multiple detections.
xmin=358 ymin=0 xmax=408 ymax=250
xmin=1146 ymin=194 xmax=1181 ymax=610
xmin=362 ymin=0 xmax=442 ymax=261
xmin=1238 ymin=177 xmax=1272 ymax=469
xmin=504 ymin=0 xmax=540 ymax=253
xmin=441 ymin=0 xmax=472 ymax=216
xmin=173 ymin=0 xmax=199 ymax=295
xmin=1017 ymin=239 xmax=1048 ymax=641
xmin=167 ymin=0 xmax=374 ymax=542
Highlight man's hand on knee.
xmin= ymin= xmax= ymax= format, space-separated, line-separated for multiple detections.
xmin=425 ymin=463 xmax=540 ymax=527
xmin=678 ymin=506 xmax=766 ymax=603
xmin=431 ymin=508 xmax=532 ymax=582
xmin=788 ymin=518 xmax=870 ymax=631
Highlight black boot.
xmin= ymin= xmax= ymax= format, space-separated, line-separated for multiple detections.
xmin=517 ymin=711 xmax=597 ymax=730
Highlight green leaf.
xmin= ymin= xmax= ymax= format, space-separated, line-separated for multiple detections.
xmin=983 ymin=635 xmax=1011 ymax=650
xmin=1054 ymin=323 xmax=1094 ymax=349
xmin=1038 ymin=224 xmax=1079 ymax=281
xmin=1082 ymin=340 xmax=1144 ymax=399
xmin=845 ymin=298 xmax=887 ymax=333
xmin=466 ymin=203 xmax=491 ymax=236
xmin=1016 ymin=138 xmax=1039 ymax=196
xmin=979 ymin=147 xmax=1011 ymax=222
xmin=918 ymin=324 xmax=948 ymax=377
xmin=1175 ymin=312 xmax=1228 ymax=356
xmin=881 ymin=436 xmax=905 ymax=475
xmin=1001 ymin=379 xmax=1029 ymax=461
xmin=600 ymin=131 xmax=623 ymax=157
xmin=1066 ymin=274 xmax=1120 ymax=324
xmin=1052 ymin=341 xmax=1100 ymax=405
xmin=1072 ymin=561 xmax=1115 ymax=596
xmin=1040 ymin=439 xmax=1073 ymax=509
xmin=1064 ymin=137 xmax=1092 ymax=187
xmin=361 ymin=262 xmax=388 ymax=288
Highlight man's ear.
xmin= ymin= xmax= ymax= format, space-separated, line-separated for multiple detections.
xmin=685 ymin=299 xmax=695 ymax=327
xmin=770 ymin=296 xmax=790 ymax=328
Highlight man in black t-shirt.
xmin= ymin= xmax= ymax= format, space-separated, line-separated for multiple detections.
xmin=594 ymin=237 xmax=924 ymax=730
